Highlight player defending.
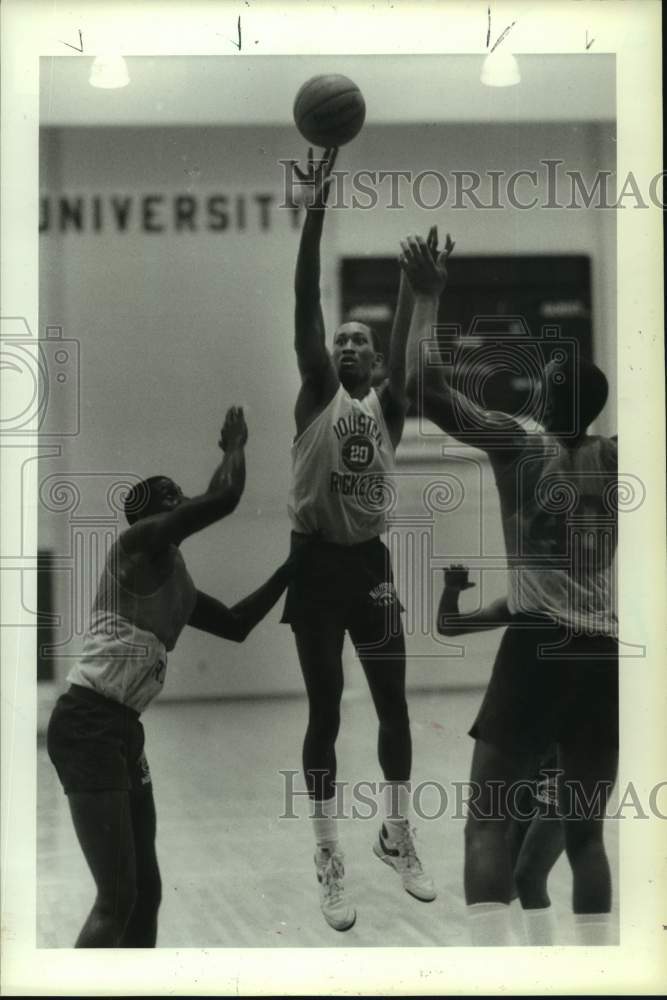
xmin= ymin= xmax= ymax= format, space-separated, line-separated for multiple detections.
xmin=47 ymin=407 xmax=307 ymax=947
xmin=283 ymin=148 xmax=436 ymax=931
xmin=402 ymin=234 xmax=618 ymax=947
xmin=438 ymin=566 xmax=564 ymax=946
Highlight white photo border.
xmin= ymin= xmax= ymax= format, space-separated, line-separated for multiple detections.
xmin=1 ymin=0 xmax=665 ymax=995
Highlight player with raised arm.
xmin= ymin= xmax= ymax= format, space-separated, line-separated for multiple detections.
xmin=402 ymin=234 xmax=618 ymax=946
xmin=438 ymin=566 xmax=564 ymax=945
xmin=437 ymin=564 xmax=508 ymax=636
xmin=47 ymin=407 xmax=308 ymax=948
xmin=282 ymin=148 xmax=436 ymax=931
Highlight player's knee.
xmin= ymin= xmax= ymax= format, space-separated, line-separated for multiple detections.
xmin=513 ymin=862 xmax=546 ymax=902
xmin=141 ymin=861 xmax=162 ymax=904
xmin=563 ymin=818 xmax=604 ymax=858
xmin=137 ymin=870 xmax=162 ymax=916
xmin=513 ymin=863 xmax=530 ymax=895
xmin=154 ymin=871 xmax=162 ymax=909
xmin=120 ymin=879 xmax=139 ymax=921
xmin=98 ymin=874 xmax=138 ymax=926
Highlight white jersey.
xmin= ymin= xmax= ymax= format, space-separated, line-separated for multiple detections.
xmin=67 ymin=541 xmax=196 ymax=713
xmin=288 ymin=384 xmax=395 ymax=545
xmin=67 ymin=610 xmax=168 ymax=714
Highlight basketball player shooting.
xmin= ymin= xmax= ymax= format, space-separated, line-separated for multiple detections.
xmin=282 ymin=147 xmax=436 ymax=931
xmin=47 ymin=406 xmax=310 ymax=947
xmin=401 ymin=233 xmax=618 ymax=947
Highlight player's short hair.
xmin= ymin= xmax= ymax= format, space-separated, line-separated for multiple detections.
xmin=546 ymin=357 xmax=609 ymax=431
xmin=123 ymin=475 xmax=168 ymax=525
xmin=339 ymin=319 xmax=383 ymax=355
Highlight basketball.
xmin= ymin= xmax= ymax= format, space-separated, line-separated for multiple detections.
xmin=293 ymin=74 xmax=366 ymax=148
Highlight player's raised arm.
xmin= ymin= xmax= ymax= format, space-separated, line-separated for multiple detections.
xmin=293 ymin=148 xmax=340 ymax=431
xmin=122 ymin=407 xmax=247 ymax=553
xmin=403 ymin=232 xmax=526 ymax=459
xmin=379 ymin=228 xmax=452 ymax=447
xmin=375 ymin=255 xmax=419 ymax=450
xmin=437 ymin=565 xmax=509 ymax=637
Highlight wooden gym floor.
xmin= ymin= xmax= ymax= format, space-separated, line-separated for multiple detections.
xmin=37 ymin=688 xmax=619 ymax=948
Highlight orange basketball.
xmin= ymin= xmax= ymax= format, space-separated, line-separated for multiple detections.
xmin=293 ymin=74 xmax=366 ymax=148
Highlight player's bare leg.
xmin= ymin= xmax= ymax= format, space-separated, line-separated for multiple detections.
xmin=294 ymin=622 xmax=356 ymax=932
xmin=558 ymin=736 xmax=618 ymax=945
xmin=464 ymin=738 xmax=542 ymax=945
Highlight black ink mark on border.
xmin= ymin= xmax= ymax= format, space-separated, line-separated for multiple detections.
xmin=486 ymin=7 xmax=491 ymax=48
xmin=231 ymin=16 xmax=242 ymax=51
xmin=61 ymin=29 xmax=83 ymax=53
xmin=490 ymin=19 xmax=517 ymax=53
xmin=586 ymin=30 xmax=595 ymax=50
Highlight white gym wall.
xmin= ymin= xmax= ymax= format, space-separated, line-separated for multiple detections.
xmin=38 ymin=54 xmax=616 ymax=699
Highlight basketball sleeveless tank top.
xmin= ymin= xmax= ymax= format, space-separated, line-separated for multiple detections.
xmin=67 ymin=542 xmax=197 ymax=713
xmin=288 ymin=384 xmax=395 ymax=545
xmin=502 ymin=434 xmax=618 ymax=635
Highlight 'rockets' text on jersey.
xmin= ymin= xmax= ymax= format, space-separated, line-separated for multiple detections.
xmin=288 ymin=385 xmax=395 ymax=545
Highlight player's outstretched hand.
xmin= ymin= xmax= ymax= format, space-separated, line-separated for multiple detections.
xmin=293 ymin=147 xmax=339 ymax=210
xmin=427 ymin=226 xmax=455 ymax=264
xmin=443 ymin=564 xmax=475 ymax=591
xmin=400 ymin=228 xmax=455 ymax=294
xmin=219 ymin=406 xmax=248 ymax=452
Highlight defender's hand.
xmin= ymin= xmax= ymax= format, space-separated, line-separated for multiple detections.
xmin=443 ymin=564 xmax=475 ymax=591
xmin=427 ymin=226 xmax=455 ymax=265
xmin=219 ymin=406 xmax=248 ymax=452
xmin=400 ymin=229 xmax=455 ymax=294
xmin=293 ymin=147 xmax=339 ymax=210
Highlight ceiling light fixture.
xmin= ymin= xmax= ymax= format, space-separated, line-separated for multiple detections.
xmin=89 ymin=54 xmax=130 ymax=90
xmin=480 ymin=50 xmax=521 ymax=88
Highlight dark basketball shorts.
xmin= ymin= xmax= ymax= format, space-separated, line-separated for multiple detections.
xmin=47 ymin=684 xmax=152 ymax=794
xmin=511 ymin=746 xmax=561 ymax=821
xmin=469 ymin=617 xmax=619 ymax=755
xmin=281 ymin=532 xmax=404 ymax=639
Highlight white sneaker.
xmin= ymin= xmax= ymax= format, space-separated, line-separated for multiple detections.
xmin=315 ymin=847 xmax=356 ymax=931
xmin=373 ymin=822 xmax=437 ymax=902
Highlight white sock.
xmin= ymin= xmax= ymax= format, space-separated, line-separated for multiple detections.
xmin=311 ymin=797 xmax=339 ymax=853
xmin=509 ymin=897 xmax=527 ymax=944
xmin=467 ymin=902 xmax=513 ymax=946
xmin=382 ymin=781 xmax=411 ymax=842
xmin=524 ymin=906 xmax=558 ymax=946
xmin=574 ymin=912 xmax=612 ymax=946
